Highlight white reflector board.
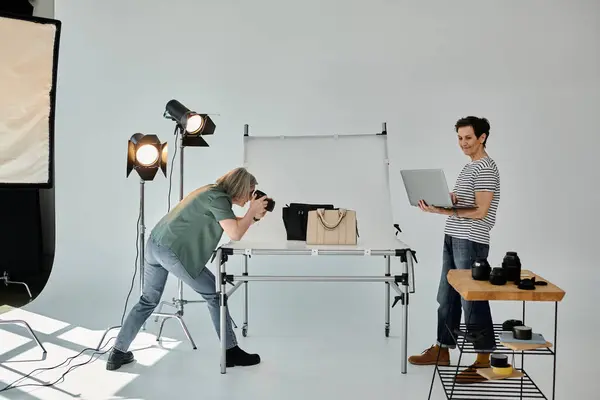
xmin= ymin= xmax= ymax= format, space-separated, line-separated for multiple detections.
xmin=236 ymin=127 xmax=404 ymax=250
xmin=0 ymin=12 xmax=60 ymax=188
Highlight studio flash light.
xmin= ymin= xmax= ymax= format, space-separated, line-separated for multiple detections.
xmin=126 ymin=133 xmax=167 ymax=181
xmin=163 ymin=99 xmax=216 ymax=147
xmin=151 ymin=98 xmax=218 ymax=348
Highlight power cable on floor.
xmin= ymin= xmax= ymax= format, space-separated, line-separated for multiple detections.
xmin=1 ymin=126 xmax=180 ymax=393
xmin=0 ymin=207 xmax=142 ymax=393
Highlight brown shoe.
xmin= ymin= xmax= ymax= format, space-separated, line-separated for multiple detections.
xmin=408 ymin=345 xmax=450 ymax=366
xmin=454 ymin=360 xmax=490 ymax=384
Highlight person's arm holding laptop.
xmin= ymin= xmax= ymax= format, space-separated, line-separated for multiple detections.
xmin=418 ymin=191 xmax=493 ymax=219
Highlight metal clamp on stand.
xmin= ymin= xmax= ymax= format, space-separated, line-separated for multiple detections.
xmin=391 ymin=273 xmax=410 ymax=308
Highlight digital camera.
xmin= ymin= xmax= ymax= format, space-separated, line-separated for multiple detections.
xmin=254 ymin=190 xmax=275 ymax=212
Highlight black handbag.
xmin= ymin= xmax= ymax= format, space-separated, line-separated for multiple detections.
xmin=282 ymin=203 xmax=335 ymax=241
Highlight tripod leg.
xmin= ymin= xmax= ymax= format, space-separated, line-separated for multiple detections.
xmin=175 ymin=315 xmax=197 ymax=350
xmin=157 ymin=317 xmax=168 ymax=341
xmin=0 ymin=320 xmax=47 ymax=354
xmin=154 ymin=300 xmax=176 ymax=322
xmin=153 ymin=314 xmax=196 ymax=350
xmin=9 ymin=280 xmax=33 ymax=300
xmin=2 ymin=272 xmax=33 ymax=301
xmin=23 ymin=321 xmax=46 ymax=353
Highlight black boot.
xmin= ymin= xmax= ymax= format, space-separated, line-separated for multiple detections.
xmin=106 ymin=348 xmax=135 ymax=371
xmin=226 ymin=346 xmax=260 ymax=367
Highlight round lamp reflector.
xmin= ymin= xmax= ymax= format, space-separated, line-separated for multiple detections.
xmin=186 ymin=114 xmax=204 ymax=133
xmin=136 ymin=145 xmax=159 ymax=166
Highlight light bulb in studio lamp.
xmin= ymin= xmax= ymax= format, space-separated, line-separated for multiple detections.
xmin=186 ymin=113 xmax=205 ymax=134
xmin=136 ymin=144 xmax=160 ymax=166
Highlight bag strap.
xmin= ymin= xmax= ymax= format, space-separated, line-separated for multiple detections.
xmin=316 ymin=208 xmax=347 ymax=230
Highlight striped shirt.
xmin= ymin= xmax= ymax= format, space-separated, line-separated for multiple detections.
xmin=444 ymin=156 xmax=500 ymax=245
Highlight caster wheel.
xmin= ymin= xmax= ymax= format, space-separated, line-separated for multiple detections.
xmin=242 ymin=327 xmax=248 ymax=337
xmin=385 ymin=327 xmax=389 ymax=337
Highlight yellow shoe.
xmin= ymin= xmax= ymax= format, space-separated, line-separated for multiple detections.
xmin=454 ymin=360 xmax=490 ymax=384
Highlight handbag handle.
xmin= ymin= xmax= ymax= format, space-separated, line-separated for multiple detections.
xmin=316 ymin=208 xmax=346 ymax=230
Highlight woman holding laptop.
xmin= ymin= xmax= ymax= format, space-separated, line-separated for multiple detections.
xmin=409 ymin=116 xmax=500 ymax=384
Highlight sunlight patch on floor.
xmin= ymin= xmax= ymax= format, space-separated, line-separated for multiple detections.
xmin=0 ymin=309 xmax=181 ymax=399
xmin=0 ymin=309 xmax=69 ymax=335
xmin=0 ymin=330 xmax=32 ymax=357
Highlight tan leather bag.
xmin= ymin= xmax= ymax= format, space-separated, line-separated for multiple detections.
xmin=306 ymin=208 xmax=358 ymax=245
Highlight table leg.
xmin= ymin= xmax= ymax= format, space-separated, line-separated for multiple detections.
xmin=552 ymin=301 xmax=558 ymax=400
xmin=385 ymin=255 xmax=390 ymax=337
xmin=401 ymin=253 xmax=411 ymax=374
xmin=243 ymin=255 xmax=249 ymax=337
xmin=217 ymin=248 xmax=227 ymax=374
xmin=521 ymin=301 xmax=526 ymax=398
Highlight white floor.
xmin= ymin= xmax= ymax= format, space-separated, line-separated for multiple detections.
xmin=0 ymin=256 xmax=596 ymax=400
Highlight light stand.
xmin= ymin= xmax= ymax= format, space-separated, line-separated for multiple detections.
xmin=153 ymin=100 xmax=220 ymax=344
xmin=0 ymin=318 xmax=47 ymax=355
xmin=96 ymin=133 xmax=195 ymax=351
xmin=0 ymin=273 xmax=41 ymax=353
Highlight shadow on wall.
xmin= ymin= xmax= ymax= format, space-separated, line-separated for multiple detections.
xmin=0 ymin=0 xmax=56 ymax=309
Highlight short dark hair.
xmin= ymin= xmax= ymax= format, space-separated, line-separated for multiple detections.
xmin=455 ymin=116 xmax=491 ymax=146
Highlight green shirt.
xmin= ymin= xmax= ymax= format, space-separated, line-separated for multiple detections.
xmin=150 ymin=185 xmax=237 ymax=278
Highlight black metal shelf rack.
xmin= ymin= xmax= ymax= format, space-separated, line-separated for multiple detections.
xmin=436 ymin=365 xmax=546 ymax=399
xmin=454 ymin=323 xmax=554 ymax=356
xmin=428 ymin=299 xmax=559 ymax=400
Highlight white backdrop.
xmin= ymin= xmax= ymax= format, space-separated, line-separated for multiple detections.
xmin=238 ymin=132 xmax=400 ymax=247
xmin=19 ymin=0 xmax=600 ymax=398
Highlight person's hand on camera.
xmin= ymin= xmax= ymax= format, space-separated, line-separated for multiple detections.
xmin=255 ymin=210 xmax=267 ymax=219
xmin=249 ymin=193 xmax=268 ymax=217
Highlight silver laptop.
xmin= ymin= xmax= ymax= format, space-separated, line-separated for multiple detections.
xmin=400 ymin=168 xmax=474 ymax=209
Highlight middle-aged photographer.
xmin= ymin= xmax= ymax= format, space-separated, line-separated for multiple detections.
xmin=106 ymin=167 xmax=269 ymax=371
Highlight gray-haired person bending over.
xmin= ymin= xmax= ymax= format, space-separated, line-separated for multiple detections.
xmin=107 ymin=167 xmax=269 ymax=371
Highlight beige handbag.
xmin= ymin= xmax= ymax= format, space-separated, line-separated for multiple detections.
xmin=306 ymin=208 xmax=358 ymax=245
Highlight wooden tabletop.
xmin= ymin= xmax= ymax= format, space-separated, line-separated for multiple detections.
xmin=447 ymin=269 xmax=566 ymax=302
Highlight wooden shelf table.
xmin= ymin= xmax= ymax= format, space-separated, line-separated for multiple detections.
xmin=428 ymin=269 xmax=566 ymax=400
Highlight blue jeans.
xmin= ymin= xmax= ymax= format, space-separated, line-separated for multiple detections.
xmin=114 ymin=237 xmax=237 ymax=352
xmin=436 ymin=235 xmax=496 ymax=352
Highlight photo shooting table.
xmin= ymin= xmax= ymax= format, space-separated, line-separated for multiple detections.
xmin=213 ymin=123 xmax=418 ymax=374
xmin=429 ymin=269 xmax=565 ymax=400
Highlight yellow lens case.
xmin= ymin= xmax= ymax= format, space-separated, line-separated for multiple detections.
xmin=492 ymin=364 xmax=513 ymax=376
